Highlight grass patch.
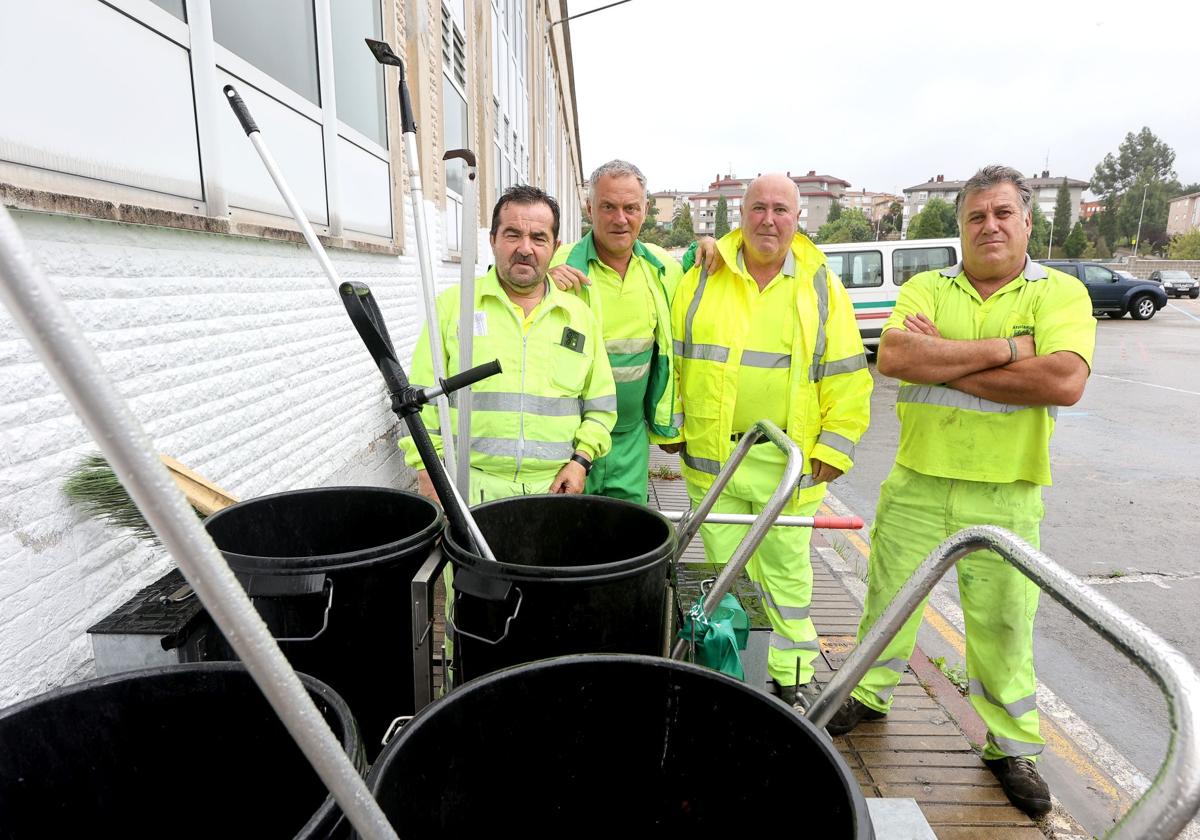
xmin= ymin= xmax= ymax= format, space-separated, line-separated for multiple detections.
xmin=1107 ymin=569 xmax=1126 ymax=578
xmin=648 ymin=464 xmax=682 ymax=481
xmin=930 ymin=655 xmax=969 ymax=696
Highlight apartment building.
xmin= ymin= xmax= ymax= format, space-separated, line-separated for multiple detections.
xmin=691 ymin=170 xmax=851 ymax=236
xmin=903 ymin=171 xmax=1087 ymax=235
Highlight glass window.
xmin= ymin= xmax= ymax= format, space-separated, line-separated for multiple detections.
xmin=331 ymin=0 xmax=386 ymax=146
xmin=442 ymin=74 xmax=467 ymax=196
xmin=1084 ymin=265 xmax=1115 ymax=284
xmin=825 ymin=251 xmax=883 ymax=289
xmin=893 ymin=246 xmax=955 ymax=285
xmin=211 ymin=0 xmax=320 ymax=104
xmin=150 ymin=0 xmax=186 ymax=20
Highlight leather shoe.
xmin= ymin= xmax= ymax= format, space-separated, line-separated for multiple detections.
xmin=985 ymin=756 xmax=1052 ymax=817
xmin=824 ymin=696 xmax=886 ymax=735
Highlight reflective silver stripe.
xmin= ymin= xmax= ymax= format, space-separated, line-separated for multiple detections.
xmin=809 ymin=266 xmax=829 ymax=381
xmin=606 ymin=337 xmax=654 ymax=354
xmin=471 ymin=392 xmax=580 ymax=416
xmin=874 ymin=657 xmax=908 ymax=674
xmin=898 ymin=384 xmax=1037 ymax=415
xmin=817 ymin=430 xmax=856 ymax=460
xmin=672 ymin=339 xmax=685 ymax=356
xmin=680 ymin=343 xmax=729 ymax=362
xmin=749 ymin=582 xmax=810 ymax=621
xmin=671 ymin=412 xmax=685 ymax=427
xmin=872 ymin=685 xmax=896 ymax=704
xmin=813 ymin=353 xmax=868 ymax=379
xmin=682 ymin=265 xmax=710 ymax=360
xmin=582 ymin=395 xmax=617 ymax=412
xmin=741 ymin=350 xmax=791 ymax=369
xmin=612 ymin=362 xmax=651 ymax=382
xmin=987 ymin=733 xmax=1044 ymax=758
xmin=769 ymin=633 xmax=820 ymax=651
xmin=681 ymin=446 xmax=720 ymax=475
xmin=969 ymin=679 xmax=1038 ymax=719
xmin=471 ymin=437 xmax=574 ymax=461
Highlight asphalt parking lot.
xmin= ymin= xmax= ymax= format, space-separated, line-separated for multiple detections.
xmin=834 ymin=296 xmax=1200 ymax=805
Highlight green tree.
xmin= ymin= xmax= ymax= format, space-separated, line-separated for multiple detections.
xmin=1169 ymin=230 xmax=1200 ymax=260
xmin=827 ymin=200 xmax=842 ymax=223
xmin=1115 ymin=178 xmax=1177 ymax=254
xmin=666 ymin=202 xmax=695 ymax=248
xmin=1092 ymin=127 xmax=1177 ymax=200
xmin=906 ymin=197 xmax=957 ymax=240
xmin=1064 ymin=221 xmax=1088 ymax=258
xmin=1027 ymin=203 xmax=1050 ymax=259
xmin=1052 ymin=180 xmax=1072 ymax=246
xmin=879 ymin=200 xmax=903 ymax=234
xmin=1091 ymin=128 xmax=1181 ymax=252
xmin=817 ymin=208 xmax=873 ymax=244
xmin=638 ymin=195 xmax=664 ymax=245
xmin=714 ymin=196 xmax=730 ymax=238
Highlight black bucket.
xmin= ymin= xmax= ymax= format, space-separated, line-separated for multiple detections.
xmin=203 ymin=486 xmax=443 ymax=756
xmin=364 ymin=654 xmax=873 ymax=838
xmin=442 ymin=494 xmax=674 ymax=683
xmin=0 ymin=663 xmax=363 ymax=839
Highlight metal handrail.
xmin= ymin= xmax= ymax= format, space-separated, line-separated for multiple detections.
xmin=669 ymin=420 xmax=803 ymax=660
xmin=806 ymin=525 xmax=1200 ymax=840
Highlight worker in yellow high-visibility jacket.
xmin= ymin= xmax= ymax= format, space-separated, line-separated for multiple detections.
xmin=666 ymin=173 xmax=872 ymax=707
xmin=825 ymin=165 xmax=1095 ymax=818
xmin=401 ymin=184 xmax=617 ymax=503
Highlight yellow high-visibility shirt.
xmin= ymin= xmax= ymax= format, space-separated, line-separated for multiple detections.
xmin=730 ymin=250 xmax=794 ymax=434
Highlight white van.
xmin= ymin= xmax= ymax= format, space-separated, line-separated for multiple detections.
xmin=817 ymin=237 xmax=960 ymax=349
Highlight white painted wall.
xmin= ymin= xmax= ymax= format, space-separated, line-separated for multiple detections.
xmin=0 ymin=206 xmax=490 ymax=705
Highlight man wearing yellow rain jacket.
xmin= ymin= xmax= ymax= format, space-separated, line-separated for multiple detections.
xmin=401 ymin=185 xmax=617 ymax=502
xmin=668 ymin=173 xmax=872 ymax=706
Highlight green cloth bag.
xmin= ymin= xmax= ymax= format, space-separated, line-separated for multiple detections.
xmin=677 ymin=592 xmax=750 ymax=680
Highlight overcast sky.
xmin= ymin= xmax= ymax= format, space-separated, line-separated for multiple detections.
xmin=565 ymin=0 xmax=1200 ymax=199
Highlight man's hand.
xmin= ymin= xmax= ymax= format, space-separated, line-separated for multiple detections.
xmin=550 ymin=460 xmax=586 ymax=494
xmin=549 ymin=264 xmax=590 ymax=292
xmin=810 ymin=458 xmax=843 ymax=485
xmin=658 ymin=442 xmax=682 ymax=454
xmin=1011 ymin=333 xmax=1036 ymax=362
xmin=416 ymin=469 xmax=440 ymax=503
xmin=694 ymin=237 xmax=725 ymax=274
xmin=903 ymin=312 xmax=941 ymax=337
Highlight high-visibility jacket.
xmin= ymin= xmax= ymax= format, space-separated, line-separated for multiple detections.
xmin=400 ymin=269 xmax=617 ymax=485
xmin=551 ymin=235 xmax=681 ymax=442
xmin=671 ymin=229 xmax=872 ymax=493
xmin=883 ymin=257 xmax=1096 ymax=486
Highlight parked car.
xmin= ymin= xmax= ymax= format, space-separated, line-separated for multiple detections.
xmin=1149 ymin=270 xmax=1200 ymax=299
xmin=1039 ymin=260 xmax=1168 ymax=320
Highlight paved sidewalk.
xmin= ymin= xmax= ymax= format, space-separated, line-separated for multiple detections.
xmin=648 ymin=450 xmax=1086 ymax=840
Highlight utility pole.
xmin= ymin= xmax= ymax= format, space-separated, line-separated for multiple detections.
xmin=1133 ymin=183 xmax=1149 ymax=258
xmin=1047 ymin=219 xmax=1053 ymax=259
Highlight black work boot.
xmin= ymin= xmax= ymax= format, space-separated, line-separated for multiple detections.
xmin=824 ymin=696 xmax=886 ymax=735
xmin=984 ymin=756 xmax=1052 ymax=817
xmin=773 ymin=680 xmax=820 ymax=712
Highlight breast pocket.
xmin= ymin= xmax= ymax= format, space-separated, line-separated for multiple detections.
xmin=548 ymin=342 xmax=589 ymax=393
xmin=1001 ymin=311 xmax=1036 ymax=339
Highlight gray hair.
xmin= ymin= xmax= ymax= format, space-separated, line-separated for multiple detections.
xmin=955 ymin=165 xmax=1033 ymax=221
xmin=587 ymin=159 xmax=647 ymax=204
xmin=743 ymin=174 xmax=802 ymax=209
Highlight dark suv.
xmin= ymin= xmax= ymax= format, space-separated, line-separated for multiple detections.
xmin=1039 ymin=260 xmax=1167 ymax=320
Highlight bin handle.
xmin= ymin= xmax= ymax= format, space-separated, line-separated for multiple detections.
xmin=806 ymin=525 xmax=1200 ymax=840
xmin=381 ymin=715 xmax=413 ymax=747
xmin=449 ymin=586 xmax=524 ymax=646
xmin=259 ymin=578 xmax=335 ymax=644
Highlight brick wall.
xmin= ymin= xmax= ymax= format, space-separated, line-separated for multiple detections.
xmin=0 ymin=207 xmax=489 ymax=705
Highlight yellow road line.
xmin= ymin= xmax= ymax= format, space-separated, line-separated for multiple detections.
xmin=819 ymin=502 xmax=1128 ymax=805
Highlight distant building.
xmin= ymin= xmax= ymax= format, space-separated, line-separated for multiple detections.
xmin=839 ymin=188 xmax=903 ymax=223
xmin=1167 ymin=191 xmax=1200 ymax=236
xmin=691 ymin=170 xmax=851 ymax=236
xmin=648 ymin=190 xmax=691 ymax=228
xmin=902 ymin=170 xmax=1088 ymax=236
xmin=1080 ymin=200 xmax=1104 ymax=221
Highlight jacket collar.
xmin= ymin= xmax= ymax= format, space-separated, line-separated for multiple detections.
xmin=717 ymin=228 xmax=802 ymax=278
xmin=479 ymin=267 xmax=570 ymax=313
xmin=940 ymin=254 xmax=1047 ymax=281
xmin=565 ymin=232 xmax=665 ymax=275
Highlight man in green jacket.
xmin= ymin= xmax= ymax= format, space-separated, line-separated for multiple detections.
xmin=548 ymin=160 xmax=689 ymax=504
xmin=402 ymin=185 xmax=617 ymax=503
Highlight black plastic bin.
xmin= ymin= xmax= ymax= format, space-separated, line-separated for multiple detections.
xmin=203 ymin=486 xmax=443 ymax=757
xmin=0 ymin=663 xmax=364 ymax=839
xmin=442 ymin=494 xmax=674 ymax=684
xmin=363 ymin=654 xmax=874 ymax=838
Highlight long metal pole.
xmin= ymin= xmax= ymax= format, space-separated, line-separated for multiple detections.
xmin=659 ymin=510 xmax=862 ymax=529
xmin=447 ymin=150 xmax=478 ymax=494
xmin=806 ymin=525 xmax=1200 ymax=840
xmin=1133 ymin=183 xmax=1149 ymax=257
xmin=0 ymin=206 xmax=399 ymax=840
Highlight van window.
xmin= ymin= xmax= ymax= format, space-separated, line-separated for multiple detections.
xmin=893 ymin=246 xmax=956 ymax=285
xmin=825 ymin=250 xmax=883 ymax=288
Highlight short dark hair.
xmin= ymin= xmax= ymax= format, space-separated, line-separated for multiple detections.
xmin=490 ymin=185 xmax=561 ymax=240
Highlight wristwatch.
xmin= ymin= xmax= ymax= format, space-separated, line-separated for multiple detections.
xmin=570 ymin=453 xmax=593 ymax=475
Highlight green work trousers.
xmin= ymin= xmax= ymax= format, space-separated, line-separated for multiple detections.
xmin=685 ymin=444 xmax=825 ymax=687
xmin=586 ymin=422 xmax=650 ymax=505
xmin=851 ymin=463 xmax=1045 ymax=761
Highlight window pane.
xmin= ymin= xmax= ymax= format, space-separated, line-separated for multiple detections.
xmin=150 ymin=0 xmax=186 ymax=20
xmin=1084 ymin=265 xmax=1113 ymax=284
xmin=331 ymin=0 xmax=386 ymax=146
xmin=893 ymin=246 xmax=954 ymax=285
xmin=212 ymin=0 xmax=320 ymax=104
xmin=826 ymin=251 xmax=883 ymax=289
xmin=442 ymin=74 xmax=467 ymax=195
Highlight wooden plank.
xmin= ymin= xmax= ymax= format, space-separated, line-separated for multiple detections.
xmin=857 ymin=751 xmax=983 ymax=769
xmin=869 ymin=766 xmax=997 ymax=786
xmin=848 ymin=735 xmax=973 ymax=752
xmin=879 ymin=783 xmax=1011 ymax=804
xmin=919 ymin=803 xmax=1034 ymax=826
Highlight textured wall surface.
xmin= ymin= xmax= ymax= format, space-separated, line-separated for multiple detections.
xmin=0 ymin=207 xmax=489 ymax=704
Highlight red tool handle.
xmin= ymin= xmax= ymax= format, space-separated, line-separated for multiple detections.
xmin=811 ymin=515 xmax=865 ymax=530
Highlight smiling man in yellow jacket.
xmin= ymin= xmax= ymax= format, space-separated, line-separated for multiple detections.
xmin=668 ymin=173 xmax=872 ymax=707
